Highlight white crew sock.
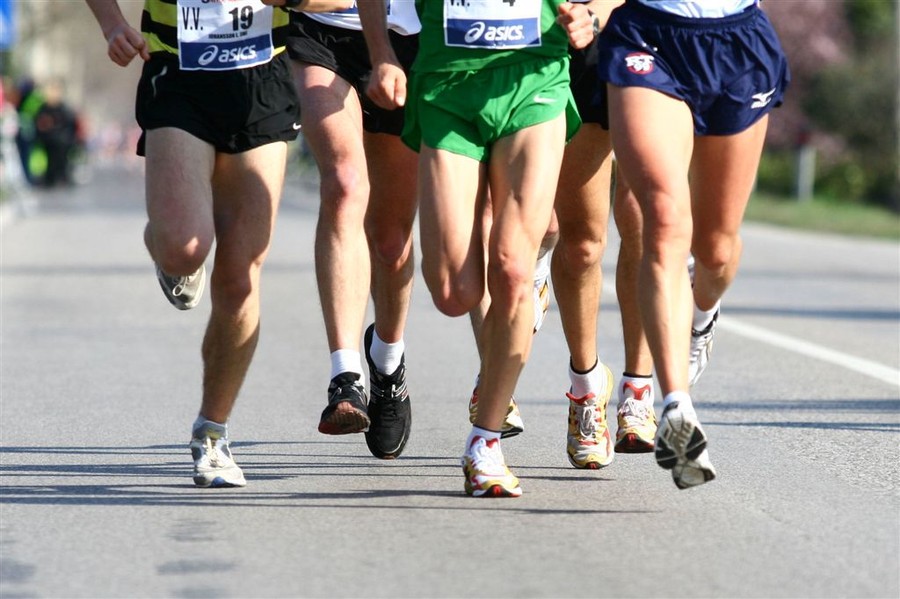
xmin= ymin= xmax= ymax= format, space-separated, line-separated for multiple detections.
xmin=662 ymin=390 xmax=694 ymax=413
xmin=330 ymin=349 xmax=364 ymax=383
xmin=693 ymin=300 xmax=721 ymax=332
xmin=369 ymin=329 xmax=405 ymax=375
xmin=568 ymin=357 xmax=605 ymax=398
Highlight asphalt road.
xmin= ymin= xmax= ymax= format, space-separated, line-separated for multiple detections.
xmin=1 ymin=166 xmax=898 ymax=599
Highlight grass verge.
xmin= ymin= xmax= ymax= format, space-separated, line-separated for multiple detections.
xmin=745 ymin=193 xmax=900 ymax=241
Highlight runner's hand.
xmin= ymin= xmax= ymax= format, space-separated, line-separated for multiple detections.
xmin=105 ymin=23 xmax=150 ymax=66
xmin=366 ymin=61 xmax=407 ymax=110
xmin=557 ymin=2 xmax=594 ymax=50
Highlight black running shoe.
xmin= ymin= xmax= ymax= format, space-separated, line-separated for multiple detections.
xmin=363 ymin=324 xmax=412 ymax=459
xmin=318 ymin=372 xmax=370 ymax=435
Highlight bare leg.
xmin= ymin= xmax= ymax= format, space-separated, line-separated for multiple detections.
xmin=293 ymin=61 xmax=371 ymax=357
xmin=200 ymin=142 xmax=287 ymax=423
xmin=365 ymin=132 xmax=418 ymax=345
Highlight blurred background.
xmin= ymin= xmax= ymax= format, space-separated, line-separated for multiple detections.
xmin=0 ymin=0 xmax=898 ymax=237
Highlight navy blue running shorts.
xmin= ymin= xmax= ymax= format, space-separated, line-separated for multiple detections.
xmin=595 ymin=0 xmax=790 ymax=135
xmin=286 ymin=14 xmax=419 ymax=136
xmin=135 ymin=52 xmax=300 ymax=155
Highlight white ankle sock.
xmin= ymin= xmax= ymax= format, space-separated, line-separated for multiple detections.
xmin=663 ymin=391 xmax=693 ymax=412
xmin=619 ymin=374 xmax=654 ymax=403
xmin=369 ymin=329 xmax=405 ymax=375
xmin=330 ymin=349 xmax=363 ymax=382
xmin=466 ymin=426 xmax=501 ymax=452
xmin=568 ymin=358 xmax=605 ymax=398
xmin=693 ymin=301 xmax=720 ymax=332
xmin=192 ymin=415 xmax=226 ymax=436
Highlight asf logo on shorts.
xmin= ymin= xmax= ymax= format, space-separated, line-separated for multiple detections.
xmin=624 ymin=52 xmax=654 ymax=75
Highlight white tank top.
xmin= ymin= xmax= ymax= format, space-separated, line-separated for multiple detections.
xmin=633 ymin=0 xmax=758 ymax=18
xmin=304 ymin=0 xmax=421 ymax=35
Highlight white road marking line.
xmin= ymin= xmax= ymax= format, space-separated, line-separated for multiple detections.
xmin=602 ymin=282 xmax=900 ymax=388
xmin=720 ymin=318 xmax=900 ymax=388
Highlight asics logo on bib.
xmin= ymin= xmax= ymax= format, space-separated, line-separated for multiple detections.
xmin=198 ymin=44 xmax=258 ymax=66
xmin=464 ymin=21 xmax=525 ymax=44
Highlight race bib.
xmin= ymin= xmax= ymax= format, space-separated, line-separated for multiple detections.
xmin=444 ymin=0 xmax=542 ymax=49
xmin=177 ymin=0 xmax=274 ymax=71
xmin=323 ymin=0 xmax=391 ymax=17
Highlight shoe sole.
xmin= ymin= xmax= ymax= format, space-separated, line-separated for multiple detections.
xmin=469 ymin=484 xmax=522 ymax=498
xmin=500 ymin=425 xmax=524 ymax=439
xmin=655 ymin=410 xmax=716 ymax=489
xmin=567 ymin=452 xmax=614 ymax=469
xmin=365 ymin=417 xmax=411 ymax=459
xmin=193 ymin=474 xmax=246 ymax=488
xmin=615 ymin=433 xmax=655 ymax=453
xmin=318 ymin=403 xmax=370 ymax=435
xmin=464 ymin=476 xmax=523 ymax=498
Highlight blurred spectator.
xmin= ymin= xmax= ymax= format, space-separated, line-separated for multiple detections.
xmin=34 ymin=80 xmax=78 ymax=188
xmin=13 ymin=77 xmax=43 ymax=185
xmin=0 ymin=76 xmax=28 ymax=193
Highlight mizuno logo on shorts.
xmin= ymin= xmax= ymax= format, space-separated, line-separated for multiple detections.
xmin=751 ymin=88 xmax=776 ymax=109
xmin=532 ymin=95 xmax=556 ymax=105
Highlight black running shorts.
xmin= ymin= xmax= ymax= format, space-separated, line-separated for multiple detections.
xmin=569 ymin=38 xmax=605 ymax=126
xmin=286 ymin=13 xmax=418 ymax=136
xmin=135 ymin=52 xmax=300 ymax=155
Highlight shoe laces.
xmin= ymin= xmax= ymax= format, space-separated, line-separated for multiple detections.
xmin=329 ymin=379 xmax=363 ymax=404
xmin=568 ymin=393 xmax=600 ymax=439
xmin=619 ymin=398 xmax=652 ymax=427
xmin=468 ymin=437 xmax=506 ymax=475
xmin=170 ymin=270 xmax=200 ymax=296
xmin=199 ymin=436 xmax=231 ymax=468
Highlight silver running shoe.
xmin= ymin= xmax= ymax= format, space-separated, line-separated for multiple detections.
xmin=654 ymin=401 xmax=716 ymax=489
xmin=532 ymin=248 xmax=552 ymax=333
xmin=156 ymin=263 xmax=206 ymax=310
xmin=688 ymin=308 xmax=719 ymax=386
xmin=190 ymin=421 xmax=246 ymax=488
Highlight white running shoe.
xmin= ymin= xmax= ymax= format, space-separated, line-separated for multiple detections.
xmin=688 ymin=309 xmax=719 ymax=386
xmin=461 ymin=436 xmax=522 ymax=497
xmin=532 ymin=249 xmax=552 ymax=333
xmin=156 ymin=263 xmax=206 ymax=310
xmin=468 ymin=375 xmax=524 ymax=438
xmin=566 ymin=364 xmax=614 ymax=469
xmin=190 ymin=421 xmax=246 ymax=488
xmin=654 ymin=401 xmax=716 ymax=489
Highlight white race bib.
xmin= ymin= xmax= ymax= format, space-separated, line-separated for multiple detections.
xmin=443 ymin=0 xmax=542 ymax=50
xmin=177 ymin=0 xmax=274 ymax=71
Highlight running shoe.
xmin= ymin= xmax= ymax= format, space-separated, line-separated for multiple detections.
xmin=190 ymin=420 xmax=246 ymax=488
xmin=533 ymin=249 xmax=552 ymax=333
xmin=615 ymin=378 xmax=657 ymax=453
xmin=156 ymin=263 xmax=206 ymax=310
xmin=654 ymin=401 xmax=716 ymax=489
xmin=461 ymin=435 xmax=522 ymax=497
xmin=688 ymin=309 xmax=719 ymax=386
xmin=318 ymin=372 xmax=370 ymax=435
xmin=468 ymin=375 xmax=524 ymax=438
xmin=687 ymin=253 xmax=696 ymax=287
xmin=566 ymin=364 xmax=614 ymax=469
xmin=363 ymin=324 xmax=412 ymax=459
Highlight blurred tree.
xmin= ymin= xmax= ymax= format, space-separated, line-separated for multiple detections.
xmin=804 ymin=0 xmax=899 ymax=208
xmin=762 ymin=0 xmax=898 ymax=209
